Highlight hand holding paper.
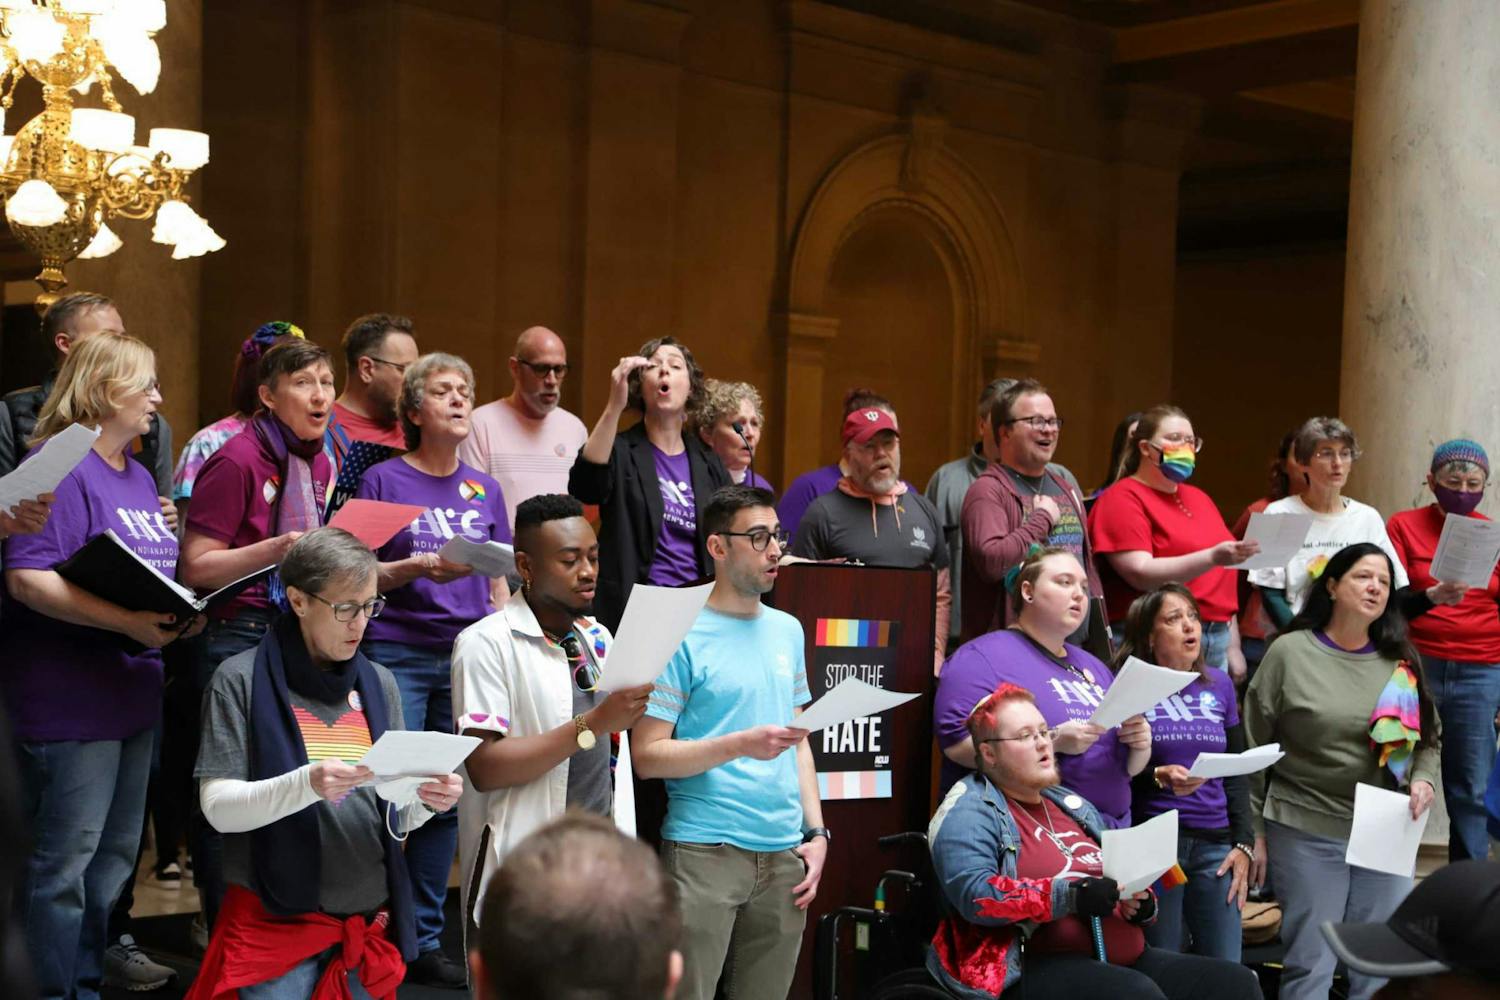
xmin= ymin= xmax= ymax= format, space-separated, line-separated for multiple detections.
xmin=1088 ymin=656 xmax=1195 ymax=729
xmin=0 ymin=422 xmax=98 ymax=512
xmin=1430 ymin=513 xmax=1500 ymax=590
xmin=597 ymin=582 xmax=714 ymax=689
xmin=788 ymin=678 xmax=920 ymax=733
xmin=1232 ymin=512 xmax=1314 ymax=571
xmin=438 ymin=537 xmax=515 ymax=578
xmin=1187 ymin=743 xmax=1284 ymax=779
xmin=1346 ymin=783 xmax=1430 ymax=877
xmin=358 ymin=730 xmax=482 ymax=780
xmin=1102 ymin=810 xmax=1179 ymax=895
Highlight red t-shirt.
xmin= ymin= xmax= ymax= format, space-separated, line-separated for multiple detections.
xmin=332 ymin=401 xmax=407 ymax=450
xmin=1088 ymin=477 xmax=1237 ymax=623
xmin=1009 ymin=796 xmax=1145 ymax=964
xmin=1387 ymin=504 xmax=1500 ymax=661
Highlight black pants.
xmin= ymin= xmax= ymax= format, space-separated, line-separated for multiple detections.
xmin=1003 ymin=947 xmax=1261 ymax=1000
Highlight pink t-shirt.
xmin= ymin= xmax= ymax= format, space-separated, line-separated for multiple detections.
xmin=183 ymin=429 xmax=332 ymax=619
xmin=458 ymin=398 xmax=587 ymax=528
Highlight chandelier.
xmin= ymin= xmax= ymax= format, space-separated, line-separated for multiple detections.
xmin=0 ymin=0 xmax=221 ymax=309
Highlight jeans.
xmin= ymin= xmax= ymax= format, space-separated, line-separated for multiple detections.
xmin=192 ymin=614 xmax=272 ymax=929
xmin=17 ymin=729 xmax=153 ymax=1000
xmin=1000 ymin=946 xmax=1260 ymax=1000
xmin=361 ymin=639 xmax=459 ymax=955
xmin=661 ymin=840 xmax=807 ymax=1000
xmin=1200 ymin=621 xmax=1230 ymax=672
xmin=238 ymin=948 xmax=376 ymax=1000
xmin=1266 ymin=819 xmax=1411 ymax=1000
xmin=1422 ymin=657 xmax=1500 ymax=861
xmin=1143 ymin=835 xmax=1241 ymax=962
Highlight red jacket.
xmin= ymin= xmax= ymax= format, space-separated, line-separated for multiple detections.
xmin=185 ymin=885 xmax=405 ymax=1000
xmin=959 ymin=464 xmax=1101 ymax=643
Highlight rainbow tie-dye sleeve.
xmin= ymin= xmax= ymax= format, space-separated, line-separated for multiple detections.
xmin=1368 ymin=661 xmax=1421 ymax=785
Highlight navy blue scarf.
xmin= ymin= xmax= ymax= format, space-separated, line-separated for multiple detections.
xmin=247 ymin=614 xmax=416 ymax=960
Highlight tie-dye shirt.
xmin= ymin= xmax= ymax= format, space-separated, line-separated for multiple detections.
xmin=172 ymin=413 xmax=250 ymax=501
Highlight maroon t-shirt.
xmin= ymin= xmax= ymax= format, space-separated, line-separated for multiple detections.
xmin=183 ymin=430 xmax=332 ymax=619
xmin=1008 ymin=796 xmax=1145 ymax=964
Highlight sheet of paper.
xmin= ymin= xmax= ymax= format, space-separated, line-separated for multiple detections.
xmin=613 ymin=731 xmax=636 ymax=837
xmin=1232 ymin=512 xmax=1315 ymax=571
xmin=1088 ymin=656 xmax=1197 ymax=729
xmin=597 ymin=582 xmax=714 ymax=689
xmin=0 ymin=422 xmax=99 ymax=512
xmin=1430 ymin=512 xmax=1500 ymax=589
xmin=1102 ymin=809 xmax=1179 ymax=895
xmin=438 ymin=537 xmax=515 ymax=578
xmin=357 ymin=730 xmax=481 ymax=778
xmin=1187 ymin=743 xmax=1284 ymax=779
xmin=327 ymin=498 xmax=426 ymax=550
xmin=789 ymin=678 xmax=920 ymax=734
xmin=1346 ymin=782 xmax=1430 ymax=877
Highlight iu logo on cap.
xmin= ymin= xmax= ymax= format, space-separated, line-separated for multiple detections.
xmin=864 ymin=410 xmax=879 ymax=421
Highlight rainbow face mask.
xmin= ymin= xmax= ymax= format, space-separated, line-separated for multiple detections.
xmin=1155 ymin=444 xmax=1197 ymax=483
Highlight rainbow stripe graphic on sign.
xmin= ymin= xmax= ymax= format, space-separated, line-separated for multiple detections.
xmin=459 ymin=479 xmax=487 ymax=503
xmin=815 ymin=618 xmax=895 ymax=647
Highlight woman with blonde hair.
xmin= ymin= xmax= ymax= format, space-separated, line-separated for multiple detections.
xmin=2 ymin=333 xmax=200 ymax=1000
xmin=693 ymin=379 xmax=773 ymax=492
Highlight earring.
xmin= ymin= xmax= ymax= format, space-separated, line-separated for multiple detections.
xmin=521 ymin=577 xmax=531 ymax=593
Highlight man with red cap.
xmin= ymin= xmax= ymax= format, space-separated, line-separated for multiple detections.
xmin=791 ymin=405 xmax=951 ymax=674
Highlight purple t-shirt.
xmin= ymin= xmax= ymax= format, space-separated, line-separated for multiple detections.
xmin=778 ymin=464 xmax=841 ymax=548
xmin=355 ymin=458 xmax=510 ymax=648
xmin=646 ymin=446 xmax=699 ymax=586
xmin=1134 ymin=668 xmax=1238 ymax=832
xmin=2 ymin=448 xmax=177 ymax=742
xmin=934 ymin=629 xmax=1132 ymax=827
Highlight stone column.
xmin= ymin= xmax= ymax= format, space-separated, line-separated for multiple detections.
xmin=1341 ymin=0 xmax=1500 ymax=518
xmin=1340 ymin=0 xmax=1500 ymax=850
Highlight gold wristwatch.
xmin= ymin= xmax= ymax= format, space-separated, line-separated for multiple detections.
xmin=573 ymin=714 xmax=596 ymax=751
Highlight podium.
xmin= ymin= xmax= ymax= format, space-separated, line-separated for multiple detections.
xmin=768 ymin=563 xmax=936 ymax=1000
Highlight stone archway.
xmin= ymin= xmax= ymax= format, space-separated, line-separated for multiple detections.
xmin=780 ymin=125 xmax=1031 ymax=484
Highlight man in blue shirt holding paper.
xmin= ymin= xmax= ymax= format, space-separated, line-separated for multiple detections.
xmin=634 ymin=484 xmax=828 ymax=1000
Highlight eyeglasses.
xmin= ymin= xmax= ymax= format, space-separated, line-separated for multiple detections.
xmin=308 ymin=593 xmax=386 ymax=622
xmin=1155 ymin=433 xmax=1204 ymax=453
xmin=518 ymin=360 xmax=570 ymax=379
xmin=1006 ymin=416 xmax=1064 ymax=431
xmin=369 ymin=357 xmax=410 ymax=374
xmin=720 ymin=527 xmax=788 ymax=552
xmin=980 ymin=727 xmax=1056 ymax=746
xmin=1311 ymin=447 xmax=1357 ymax=463
xmin=557 ymin=632 xmax=600 ymax=692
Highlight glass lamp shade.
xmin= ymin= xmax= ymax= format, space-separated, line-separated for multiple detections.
xmin=147 ymin=128 xmax=208 ymax=171
xmin=151 ymin=198 xmax=200 ymax=245
xmin=8 ymin=10 xmax=66 ymax=65
xmin=93 ymin=18 xmax=159 ymax=94
xmin=78 ymin=221 xmax=123 ymax=259
xmin=169 ymin=215 xmax=226 ymax=258
xmin=118 ymin=0 xmax=165 ymax=32
xmin=0 ymin=136 xmax=15 ymax=167
xmin=70 ymin=109 xmax=135 ymax=153
xmin=58 ymin=0 xmax=114 ymax=14
xmin=6 ymin=180 xmax=70 ymax=227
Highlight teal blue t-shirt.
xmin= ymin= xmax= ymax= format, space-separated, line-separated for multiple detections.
xmin=645 ymin=605 xmax=812 ymax=851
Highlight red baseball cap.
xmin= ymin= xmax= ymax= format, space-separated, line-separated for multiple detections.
xmin=842 ymin=408 xmax=900 ymax=447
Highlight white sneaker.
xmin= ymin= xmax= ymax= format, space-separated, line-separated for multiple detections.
xmin=102 ymin=934 xmax=176 ymax=992
xmin=147 ymin=862 xmax=182 ymax=889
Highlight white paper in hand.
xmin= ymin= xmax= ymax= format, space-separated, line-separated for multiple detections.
xmin=597 ymin=582 xmax=714 ymax=689
xmin=1232 ymin=512 xmax=1314 ymax=571
xmin=0 ymin=422 xmax=99 ymax=512
xmin=1430 ymin=513 xmax=1500 ymax=590
xmin=1088 ymin=656 xmax=1196 ymax=729
xmin=1346 ymin=782 xmax=1429 ymax=877
xmin=438 ymin=537 xmax=516 ymax=578
xmin=789 ymin=678 xmax=920 ymax=733
xmin=358 ymin=730 xmax=481 ymax=779
xmin=1187 ymin=743 xmax=1284 ymax=779
xmin=1102 ymin=809 xmax=1179 ymax=895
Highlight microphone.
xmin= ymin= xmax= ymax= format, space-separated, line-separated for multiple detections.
xmin=731 ymin=421 xmax=756 ymax=489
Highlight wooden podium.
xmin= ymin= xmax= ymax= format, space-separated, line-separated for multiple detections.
xmin=768 ymin=563 xmax=937 ymax=1000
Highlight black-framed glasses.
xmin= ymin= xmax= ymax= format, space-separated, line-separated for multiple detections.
xmin=369 ymin=356 xmax=410 ymax=374
xmin=720 ymin=527 xmax=788 ymax=552
xmin=979 ymin=727 xmax=1056 ymax=746
xmin=1005 ymin=416 xmax=1064 ymax=431
xmin=557 ymin=632 xmax=600 ymax=692
xmin=308 ymin=593 xmax=386 ymax=622
xmin=518 ymin=360 xmax=570 ymax=379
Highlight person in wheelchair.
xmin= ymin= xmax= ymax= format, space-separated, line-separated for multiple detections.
xmin=926 ymin=681 xmax=1261 ymax=1000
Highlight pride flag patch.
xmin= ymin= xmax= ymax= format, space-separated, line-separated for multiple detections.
xmin=459 ymin=479 xmax=487 ymax=504
xmin=815 ymin=618 xmax=895 ymax=647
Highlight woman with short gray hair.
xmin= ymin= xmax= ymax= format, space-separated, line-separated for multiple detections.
xmin=350 ymin=352 xmax=510 ymax=986
xmin=1248 ymin=416 xmax=1409 ymax=625
xmin=192 ymin=527 xmax=462 ymax=996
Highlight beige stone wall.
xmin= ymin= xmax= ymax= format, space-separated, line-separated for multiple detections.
xmin=193 ymin=0 xmax=1196 ymax=494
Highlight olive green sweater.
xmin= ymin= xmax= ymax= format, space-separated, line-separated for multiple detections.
xmin=1244 ymin=629 xmax=1440 ymax=841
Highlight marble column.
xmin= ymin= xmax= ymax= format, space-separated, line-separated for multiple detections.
xmin=1341 ymin=0 xmax=1500 ymax=519
xmin=1340 ymin=0 xmax=1500 ymax=850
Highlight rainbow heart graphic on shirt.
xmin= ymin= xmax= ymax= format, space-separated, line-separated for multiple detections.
xmin=459 ymin=479 xmax=486 ymax=504
xmin=1307 ymin=554 xmax=1330 ymax=580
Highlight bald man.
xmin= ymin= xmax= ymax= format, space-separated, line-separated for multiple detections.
xmin=460 ymin=326 xmax=588 ymax=528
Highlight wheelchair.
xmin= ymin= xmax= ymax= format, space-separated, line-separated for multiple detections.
xmin=812 ymin=831 xmax=954 ymax=1000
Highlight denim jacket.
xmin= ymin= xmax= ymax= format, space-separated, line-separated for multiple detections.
xmin=926 ymin=774 xmax=1118 ymax=999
